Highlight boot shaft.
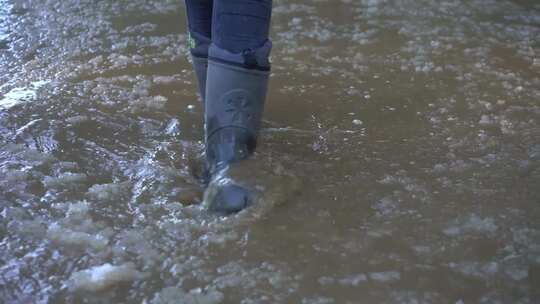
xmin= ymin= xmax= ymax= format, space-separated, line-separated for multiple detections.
xmin=205 ymin=60 xmax=269 ymax=142
xmin=191 ymin=55 xmax=208 ymax=102
xmin=204 ymin=59 xmax=269 ymax=173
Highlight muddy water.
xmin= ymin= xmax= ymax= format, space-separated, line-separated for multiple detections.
xmin=1 ymin=0 xmax=539 ymax=303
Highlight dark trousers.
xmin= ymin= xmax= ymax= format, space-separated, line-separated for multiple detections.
xmin=185 ymin=0 xmax=272 ymax=58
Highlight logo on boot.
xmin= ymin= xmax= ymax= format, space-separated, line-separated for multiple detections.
xmin=222 ymin=89 xmax=253 ymax=125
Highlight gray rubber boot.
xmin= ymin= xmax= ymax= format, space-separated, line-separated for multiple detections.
xmin=187 ymin=30 xmax=210 ymax=103
xmin=203 ymin=60 xmax=269 ymax=214
xmin=191 ymin=55 xmax=208 ymax=102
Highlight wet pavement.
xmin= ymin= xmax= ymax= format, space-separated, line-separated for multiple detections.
xmin=1 ymin=0 xmax=540 ymax=303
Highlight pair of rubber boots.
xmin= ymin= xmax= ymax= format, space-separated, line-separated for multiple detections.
xmin=191 ymin=52 xmax=269 ymax=215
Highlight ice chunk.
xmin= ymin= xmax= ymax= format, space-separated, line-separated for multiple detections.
xmin=505 ymin=266 xmax=528 ymax=281
xmin=129 ymin=95 xmax=167 ymax=113
xmin=448 ymin=262 xmax=498 ymax=279
xmin=47 ymin=223 xmax=108 ymax=250
xmin=14 ymin=146 xmax=56 ymax=163
xmin=373 ymin=196 xmax=397 ymax=216
xmin=66 ymin=201 xmax=90 ymax=221
xmin=43 ymin=172 xmax=87 ymax=189
xmin=4 ymin=170 xmax=28 ymax=183
xmin=65 ymin=115 xmax=90 ymax=125
xmin=443 ymin=215 xmax=498 ymax=236
xmin=369 ymin=271 xmax=401 ymax=283
xmin=338 ymin=273 xmax=368 ymax=286
xmin=0 ymin=80 xmax=50 ymax=109
xmin=301 ymin=297 xmax=335 ymax=304
xmin=69 ymin=263 xmax=140 ymax=291
xmin=87 ymin=182 xmax=128 ymax=202
xmin=432 ymin=163 xmax=447 ymax=173
xmin=150 ymin=287 xmax=224 ymax=304
xmin=153 ymin=75 xmax=180 ymax=85
xmin=318 ymin=276 xmax=335 ymax=286
xmin=479 ymin=115 xmax=494 ymax=126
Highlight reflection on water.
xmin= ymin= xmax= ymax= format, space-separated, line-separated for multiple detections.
xmin=0 ymin=0 xmax=539 ymax=303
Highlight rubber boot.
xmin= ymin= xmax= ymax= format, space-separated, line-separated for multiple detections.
xmin=188 ymin=30 xmax=211 ymax=102
xmin=203 ymin=59 xmax=269 ymax=214
xmin=191 ymin=55 xmax=208 ymax=102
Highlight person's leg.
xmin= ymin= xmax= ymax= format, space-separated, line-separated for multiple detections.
xmin=184 ymin=0 xmax=213 ymax=101
xmin=204 ymin=0 xmax=273 ymax=214
xmin=211 ymin=0 xmax=272 ymax=64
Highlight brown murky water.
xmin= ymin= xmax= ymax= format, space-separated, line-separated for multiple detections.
xmin=1 ymin=0 xmax=539 ymax=303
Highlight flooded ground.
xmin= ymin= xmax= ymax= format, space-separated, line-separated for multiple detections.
xmin=1 ymin=0 xmax=539 ymax=303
